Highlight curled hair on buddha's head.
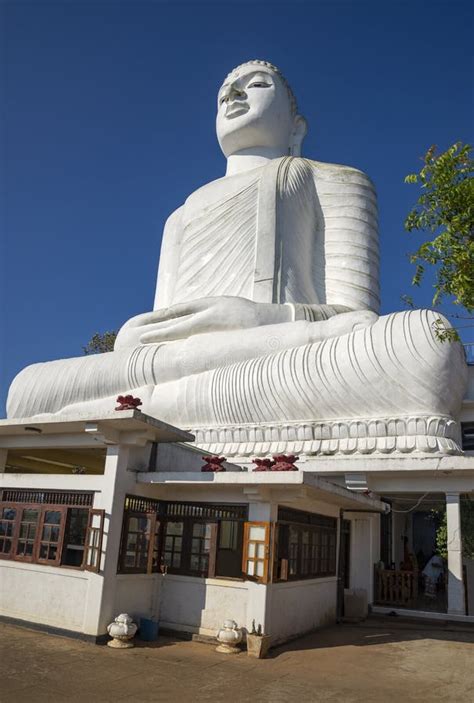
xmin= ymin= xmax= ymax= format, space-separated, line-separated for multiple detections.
xmin=226 ymin=60 xmax=298 ymax=116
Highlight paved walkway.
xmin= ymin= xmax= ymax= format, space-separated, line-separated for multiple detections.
xmin=1 ymin=618 xmax=473 ymax=702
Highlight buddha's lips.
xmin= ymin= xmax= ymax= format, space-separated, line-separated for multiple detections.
xmin=225 ymin=103 xmax=249 ymax=119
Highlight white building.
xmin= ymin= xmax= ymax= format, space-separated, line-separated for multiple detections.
xmin=0 ymin=410 xmax=388 ymax=643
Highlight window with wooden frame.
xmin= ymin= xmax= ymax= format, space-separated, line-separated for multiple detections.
xmin=119 ymin=511 xmax=158 ymax=574
xmin=0 ymin=491 xmax=103 ymax=572
xmin=274 ymin=507 xmax=337 ymax=581
xmin=241 ymin=522 xmax=271 ymax=584
xmin=0 ymin=506 xmax=17 ymax=557
xmin=37 ymin=508 xmax=66 ymax=566
xmin=15 ymin=507 xmax=41 ymax=562
xmin=83 ymin=509 xmax=105 ymax=572
xmin=118 ymin=497 xmax=247 ymax=578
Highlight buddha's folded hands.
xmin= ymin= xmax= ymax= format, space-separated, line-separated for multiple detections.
xmin=115 ymin=296 xmax=295 ymax=347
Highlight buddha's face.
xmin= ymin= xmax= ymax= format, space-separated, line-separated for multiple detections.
xmin=216 ymin=65 xmax=296 ymax=157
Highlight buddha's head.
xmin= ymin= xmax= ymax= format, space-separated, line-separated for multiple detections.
xmin=216 ymin=60 xmax=307 ymax=158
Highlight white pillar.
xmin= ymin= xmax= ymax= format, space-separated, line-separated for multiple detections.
xmin=345 ymin=513 xmax=377 ymax=603
xmin=82 ymin=443 xmax=135 ymax=635
xmin=245 ymin=499 xmax=276 ymax=636
xmin=446 ymin=492 xmax=465 ymax=616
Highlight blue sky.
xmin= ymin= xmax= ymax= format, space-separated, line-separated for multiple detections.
xmin=2 ymin=0 xmax=473 ymax=414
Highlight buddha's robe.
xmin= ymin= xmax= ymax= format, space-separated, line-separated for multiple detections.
xmin=6 ymin=158 xmax=467 ymax=457
xmin=155 ymin=157 xmax=380 ymax=312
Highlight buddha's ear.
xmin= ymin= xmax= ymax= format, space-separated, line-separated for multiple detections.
xmin=289 ymin=115 xmax=307 ymax=156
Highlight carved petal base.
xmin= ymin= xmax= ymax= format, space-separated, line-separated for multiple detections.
xmin=191 ymin=414 xmax=462 ymax=459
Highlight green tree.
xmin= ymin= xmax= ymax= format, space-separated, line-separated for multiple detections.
xmin=434 ymin=497 xmax=474 ymax=560
xmin=404 ymin=142 xmax=474 ymax=341
xmin=83 ymin=330 xmax=117 ymax=355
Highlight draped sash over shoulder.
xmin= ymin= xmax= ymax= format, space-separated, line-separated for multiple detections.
xmin=172 ymin=173 xmax=260 ymax=303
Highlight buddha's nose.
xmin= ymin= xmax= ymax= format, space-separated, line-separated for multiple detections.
xmin=222 ymin=83 xmax=244 ymax=103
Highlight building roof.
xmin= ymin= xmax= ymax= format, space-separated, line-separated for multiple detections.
xmin=0 ymin=410 xmax=194 ymax=447
xmin=138 ymin=469 xmax=389 ymax=512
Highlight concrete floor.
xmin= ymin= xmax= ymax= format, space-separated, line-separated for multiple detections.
xmin=1 ymin=618 xmax=473 ymax=703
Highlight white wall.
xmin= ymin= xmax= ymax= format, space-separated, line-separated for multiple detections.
xmin=269 ymin=577 xmax=337 ymax=644
xmin=159 ymin=574 xmax=249 ymax=636
xmin=0 ymin=561 xmax=89 ymax=631
xmin=113 ymin=574 xmax=162 ymax=623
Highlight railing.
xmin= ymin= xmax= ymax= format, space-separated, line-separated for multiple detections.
xmin=464 ymin=343 xmax=474 ymax=365
xmin=375 ymin=568 xmax=418 ymax=607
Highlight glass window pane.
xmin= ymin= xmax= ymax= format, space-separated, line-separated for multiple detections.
xmin=247 ymin=560 xmax=255 ymax=575
xmin=0 ymin=538 xmax=11 ymax=554
xmin=65 ymin=509 xmax=89 ymax=546
xmin=23 ymin=509 xmax=39 ymax=522
xmin=192 ymin=523 xmax=205 ymax=537
xmin=42 ymin=525 xmax=52 ymax=541
xmin=138 ymin=517 xmax=150 ymax=531
xmin=126 ymin=536 xmax=137 ymax=550
xmin=91 ymin=514 xmax=102 ymax=529
xmin=248 ymin=542 xmax=256 ymax=557
xmin=249 ymin=525 xmax=265 ymax=541
xmin=2 ymin=508 xmax=16 ymax=520
xmin=219 ymin=521 xmax=238 ymax=550
xmin=256 ymin=561 xmax=264 ymax=577
xmin=44 ymin=511 xmax=62 ymax=525
xmin=61 ymin=508 xmax=89 ymax=567
xmin=256 ymin=543 xmax=265 ymax=558
xmin=166 ymin=522 xmax=183 ymax=536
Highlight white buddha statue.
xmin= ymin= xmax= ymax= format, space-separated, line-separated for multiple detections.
xmin=7 ymin=60 xmax=467 ymax=457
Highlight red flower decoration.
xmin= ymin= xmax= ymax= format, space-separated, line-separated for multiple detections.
xmin=252 ymin=455 xmax=299 ymax=471
xmin=201 ymin=456 xmax=227 ymax=472
xmin=115 ymin=395 xmax=143 ymax=411
xmin=252 ymin=458 xmax=275 ymax=472
xmin=272 ymin=454 xmax=299 ymax=471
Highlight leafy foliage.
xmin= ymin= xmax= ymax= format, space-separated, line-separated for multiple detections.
xmin=434 ymin=497 xmax=474 ymax=559
xmin=404 ymin=142 xmax=474 ymax=341
xmin=83 ymin=330 xmax=117 ymax=355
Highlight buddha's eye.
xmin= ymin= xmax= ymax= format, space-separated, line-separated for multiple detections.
xmin=248 ymin=81 xmax=270 ymax=89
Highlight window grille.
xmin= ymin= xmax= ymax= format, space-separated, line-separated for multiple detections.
xmin=277 ymin=506 xmax=337 ymax=529
xmin=124 ymin=495 xmax=162 ymax=513
xmin=0 ymin=490 xmax=93 ymax=506
xmin=164 ymin=502 xmax=247 ymax=520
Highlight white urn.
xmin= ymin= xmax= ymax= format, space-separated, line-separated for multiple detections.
xmin=107 ymin=613 xmax=138 ymax=649
xmin=216 ymin=619 xmax=243 ymax=654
